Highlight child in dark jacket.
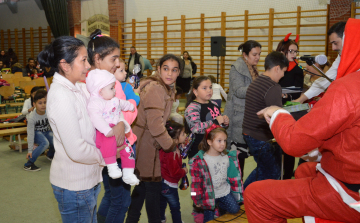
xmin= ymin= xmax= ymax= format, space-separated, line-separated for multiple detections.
xmin=159 ymin=120 xmax=188 ymax=223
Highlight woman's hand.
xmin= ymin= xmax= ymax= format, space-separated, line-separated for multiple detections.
xmin=257 ymin=106 xmax=283 ymax=124
xmin=113 ymin=122 xmax=125 ymax=146
xmin=183 ymin=167 xmax=188 ymax=174
xmin=28 ymin=107 xmax=35 ymax=113
xmin=116 ymin=145 xmax=127 ymax=158
xmin=282 ymin=93 xmax=288 ymax=99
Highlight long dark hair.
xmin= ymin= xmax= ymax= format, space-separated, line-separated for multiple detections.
xmin=198 ymin=127 xmax=228 ymax=154
xmin=30 ymin=86 xmax=44 ymax=106
xmin=157 ymin=54 xmax=184 ymax=78
xmin=184 ymin=76 xmax=211 ymax=134
xmin=87 ymin=29 xmax=119 ymax=66
xmin=238 ymin=40 xmax=262 ymax=56
xmin=38 ymin=36 xmax=85 ymax=74
xmin=165 ymin=120 xmax=184 ymax=140
xmin=185 ymin=75 xmax=210 ymax=108
xmin=182 ymin=51 xmax=193 ymax=62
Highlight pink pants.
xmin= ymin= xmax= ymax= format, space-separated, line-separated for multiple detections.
xmin=244 ymin=162 xmax=360 ymax=223
xmin=96 ymin=129 xmax=135 ymax=168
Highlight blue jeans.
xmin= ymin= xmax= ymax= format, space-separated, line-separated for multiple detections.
xmin=25 ymin=130 xmax=55 ymax=166
xmin=243 ymin=135 xmax=281 ymax=189
xmin=160 ymin=181 xmax=182 ymax=223
xmin=52 ymin=183 xmax=101 ymax=223
xmin=97 ymin=159 xmax=131 ymax=223
xmin=203 ymin=193 xmax=240 ymax=222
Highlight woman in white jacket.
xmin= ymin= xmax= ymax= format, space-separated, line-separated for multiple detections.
xmin=38 ymin=36 xmax=114 ymax=223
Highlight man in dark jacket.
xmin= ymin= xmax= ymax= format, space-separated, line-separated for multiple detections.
xmin=127 ymin=46 xmax=145 ymax=78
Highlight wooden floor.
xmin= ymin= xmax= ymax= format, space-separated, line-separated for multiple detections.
xmin=208 ymin=205 xmax=303 ymax=223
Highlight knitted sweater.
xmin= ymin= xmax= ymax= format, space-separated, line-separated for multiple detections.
xmin=47 ymin=73 xmax=105 ymax=191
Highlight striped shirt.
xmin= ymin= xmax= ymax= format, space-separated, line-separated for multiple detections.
xmin=242 ymin=75 xmax=282 ymax=141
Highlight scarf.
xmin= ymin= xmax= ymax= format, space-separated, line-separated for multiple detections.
xmin=243 ymin=57 xmax=259 ymax=80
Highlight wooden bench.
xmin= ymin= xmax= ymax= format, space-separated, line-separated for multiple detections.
xmin=0 ymin=113 xmax=21 ymax=120
xmin=208 ymin=205 xmax=302 ymax=223
xmin=6 ymin=102 xmax=24 ymax=113
xmin=0 ymin=126 xmax=27 ymax=153
xmin=0 ymin=122 xmax=26 ymax=128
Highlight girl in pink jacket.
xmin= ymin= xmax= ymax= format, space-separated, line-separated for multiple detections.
xmin=87 ymin=68 xmax=139 ymax=185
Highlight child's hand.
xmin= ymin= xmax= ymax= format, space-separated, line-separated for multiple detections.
xmin=134 ymin=87 xmax=140 ymax=94
xmin=216 ymin=115 xmax=225 ymax=125
xmin=174 ymin=148 xmax=180 ymax=159
xmin=196 ymin=204 xmax=201 ymax=208
xmin=223 ymin=115 xmax=229 ymax=125
xmin=183 ymin=167 xmax=188 ymax=174
xmin=26 ymin=153 xmax=32 ymax=159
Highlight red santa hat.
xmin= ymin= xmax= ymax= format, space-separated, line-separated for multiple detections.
xmin=336 ymin=18 xmax=360 ymax=79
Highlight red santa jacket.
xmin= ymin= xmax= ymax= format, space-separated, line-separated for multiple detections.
xmin=271 ymin=71 xmax=360 ymax=185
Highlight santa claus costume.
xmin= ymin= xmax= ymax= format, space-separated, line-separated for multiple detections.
xmin=244 ymin=18 xmax=360 ymax=223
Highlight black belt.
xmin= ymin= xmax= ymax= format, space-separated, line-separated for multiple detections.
xmin=341 ymin=181 xmax=360 ymax=193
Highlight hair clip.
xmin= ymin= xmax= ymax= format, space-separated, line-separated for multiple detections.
xmin=169 ymin=126 xmax=173 ymax=130
xmin=93 ymin=34 xmax=103 ymax=40
xmin=92 ymin=43 xmax=95 ymax=51
xmin=205 ymin=123 xmax=222 ymax=138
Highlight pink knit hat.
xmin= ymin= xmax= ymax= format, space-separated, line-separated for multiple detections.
xmin=86 ymin=69 xmax=116 ymax=97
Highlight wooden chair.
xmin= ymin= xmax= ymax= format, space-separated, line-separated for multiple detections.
xmin=0 ymin=84 xmax=15 ymax=104
xmin=24 ymin=85 xmax=35 ymax=96
xmin=2 ymin=74 xmax=13 ymax=79
xmin=20 ymin=77 xmax=32 ymax=82
xmin=19 ymin=81 xmax=35 ymax=89
xmin=34 ymin=78 xmax=46 ymax=87
xmin=47 ymin=77 xmax=53 ymax=86
xmin=11 ymin=78 xmax=22 ymax=87
xmin=2 ymin=78 xmax=14 ymax=85
xmin=13 ymin=72 xmax=23 ymax=78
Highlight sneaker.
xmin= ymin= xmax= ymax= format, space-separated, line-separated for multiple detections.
xmin=46 ymin=156 xmax=53 ymax=161
xmin=23 ymin=163 xmax=41 ymax=171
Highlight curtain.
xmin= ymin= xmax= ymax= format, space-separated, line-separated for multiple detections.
xmin=40 ymin=0 xmax=69 ymax=38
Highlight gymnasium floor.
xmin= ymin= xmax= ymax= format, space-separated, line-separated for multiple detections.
xmin=0 ymin=102 xmax=301 ymax=223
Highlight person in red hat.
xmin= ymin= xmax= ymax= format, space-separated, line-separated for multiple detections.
xmin=244 ymin=18 xmax=360 ymax=222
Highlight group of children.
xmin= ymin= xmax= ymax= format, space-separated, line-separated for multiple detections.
xmin=21 ymin=51 xmax=294 ymax=223
xmin=21 ymin=53 xmax=244 ymax=223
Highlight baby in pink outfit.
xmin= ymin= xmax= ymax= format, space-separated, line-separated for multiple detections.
xmin=87 ymin=69 xmax=139 ymax=185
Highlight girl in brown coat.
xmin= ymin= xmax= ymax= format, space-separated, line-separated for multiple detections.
xmin=126 ymin=54 xmax=184 ymax=222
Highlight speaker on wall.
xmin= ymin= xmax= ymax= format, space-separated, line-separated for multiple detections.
xmin=211 ymin=36 xmax=226 ymax=57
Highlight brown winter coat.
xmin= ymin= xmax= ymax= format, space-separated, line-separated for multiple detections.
xmin=133 ymin=75 xmax=177 ymax=182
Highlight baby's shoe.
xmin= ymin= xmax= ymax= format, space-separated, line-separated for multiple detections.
xmin=122 ymin=168 xmax=140 ymax=185
xmin=107 ymin=163 xmax=122 ymax=179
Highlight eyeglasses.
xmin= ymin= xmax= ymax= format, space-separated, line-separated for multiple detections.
xmin=288 ymin=50 xmax=299 ymax=55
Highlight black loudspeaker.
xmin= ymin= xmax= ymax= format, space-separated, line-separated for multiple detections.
xmin=211 ymin=36 xmax=226 ymax=57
